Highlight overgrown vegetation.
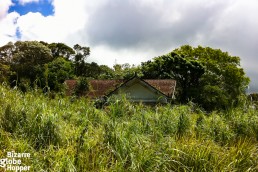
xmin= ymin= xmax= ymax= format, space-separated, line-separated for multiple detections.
xmin=0 ymin=85 xmax=257 ymax=171
xmin=142 ymin=45 xmax=250 ymax=110
xmin=1 ymin=41 xmax=252 ymax=111
xmin=0 ymin=41 xmax=256 ymax=171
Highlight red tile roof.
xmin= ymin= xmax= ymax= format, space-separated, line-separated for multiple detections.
xmin=87 ymin=80 xmax=124 ymax=98
xmin=65 ymin=79 xmax=124 ymax=98
xmin=65 ymin=78 xmax=176 ymax=98
xmin=64 ymin=80 xmax=77 ymax=96
xmin=144 ymin=80 xmax=176 ymax=97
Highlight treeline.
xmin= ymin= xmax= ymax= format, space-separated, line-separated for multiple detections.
xmin=0 ymin=41 xmax=250 ymax=111
xmin=0 ymin=41 xmax=124 ymax=91
xmin=0 ymin=41 xmax=141 ymax=90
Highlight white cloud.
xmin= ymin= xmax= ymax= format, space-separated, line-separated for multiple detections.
xmin=16 ymin=12 xmax=53 ymax=40
xmin=0 ymin=0 xmax=13 ymax=20
xmin=18 ymin=0 xmax=40 ymax=5
xmin=0 ymin=12 xmax=20 ymax=45
xmin=87 ymin=45 xmax=160 ymax=67
xmin=14 ymin=0 xmax=89 ymax=43
xmin=0 ymin=0 xmax=17 ymax=45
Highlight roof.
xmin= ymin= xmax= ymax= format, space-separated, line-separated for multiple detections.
xmin=65 ymin=76 xmax=176 ymax=98
xmin=64 ymin=80 xmax=77 ymax=96
xmin=65 ymin=79 xmax=124 ymax=97
xmin=87 ymin=80 xmax=124 ymax=98
xmin=145 ymin=79 xmax=176 ymax=97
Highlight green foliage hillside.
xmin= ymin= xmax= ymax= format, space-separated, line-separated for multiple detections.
xmin=0 ymin=85 xmax=258 ymax=171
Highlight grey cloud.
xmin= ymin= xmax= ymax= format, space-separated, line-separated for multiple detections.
xmin=86 ymin=1 xmax=163 ymax=48
xmin=203 ymin=2 xmax=258 ymax=92
xmin=79 ymin=0 xmax=258 ymax=92
xmin=86 ymin=1 xmax=228 ymax=50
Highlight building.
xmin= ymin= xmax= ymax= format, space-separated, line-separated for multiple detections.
xmin=65 ymin=75 xmax=176 ymax=104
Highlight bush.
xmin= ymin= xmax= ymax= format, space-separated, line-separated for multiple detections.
xmin=74 ymin=77 xmax=90 ymax=96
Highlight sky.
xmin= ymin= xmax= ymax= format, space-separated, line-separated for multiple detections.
xmin=0 ymin=0 xmax=257 ymax=92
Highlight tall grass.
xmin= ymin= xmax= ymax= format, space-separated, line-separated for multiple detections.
xmin=0 ymin=84 xmax=258 ymax=171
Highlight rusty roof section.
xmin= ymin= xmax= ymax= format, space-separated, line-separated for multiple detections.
xmin=144 ymin=80 xmax=176 ymax=98
xmin=65 ymin=78 xmax=176 ymax=98
xmin=64 ymin=80 xmax=77 ymax=96
xmin=65 ymin=79 xmax=124 ymax=97
xmin=87 ymin=80 xmax=124 ymax=98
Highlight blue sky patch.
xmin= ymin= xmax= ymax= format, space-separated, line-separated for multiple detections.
xmin=8 ymin=0 xmax=54 ymax=16
xmin=15 ymin=27 xmax=22 ymax=39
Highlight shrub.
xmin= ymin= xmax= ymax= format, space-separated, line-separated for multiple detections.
xmin=74 ymin=77 xmax=90 ymax=96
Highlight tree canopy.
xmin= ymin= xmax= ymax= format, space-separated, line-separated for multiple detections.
xmin=173 ymin=45 xmax=250 ymax=110
xmin=141 ymin=45 xmax=250 ymax=110
xmin=43 ymin=57 xmax=74 ymax=91
xmin=0 ymin=41 xmax=93 ymax=92
xmin=141 ymin=52 xmax=204 ymax=103
xmin=40 ymin=42 xmax=75 ymax=59
xmin=11 ymin=41 xmax=53 ymax=82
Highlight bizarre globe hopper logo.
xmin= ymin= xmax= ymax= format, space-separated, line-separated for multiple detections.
xmin=0 ymin=151 xmax=31 ymax=171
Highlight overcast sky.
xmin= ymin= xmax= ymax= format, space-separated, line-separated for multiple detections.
xmin=0 ymin=0 xmax=257 ymax=92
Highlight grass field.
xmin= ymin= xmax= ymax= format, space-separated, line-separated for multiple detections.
xmin=0 ymin=85 xmax=258 ymax=171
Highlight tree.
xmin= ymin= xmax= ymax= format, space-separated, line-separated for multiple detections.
xmin=140 ymin=45 xmax=249 ymax=110
xmin=9 ymin=41 xmax=53 ymax=87
xmin=119 ymin=63 xmax=142 ymax=80
xmin=83 ymin=62 xmax=102 ymax=79
xmin=0 ymin=61 xmax=11 ymax=83
xmin=0 ymin=42 xmax=15 ymax=63
xmin=40 ymin=42 xmax=75 ymax=59
xmin=43 ymin=57 xmax=74 ymax=91
xmin=73 ymin=44 xmax=90 ymax=76
xmin=141 ymin=52 xmax=204 ymax=103
xmin=98 ymin=65 xmax=114 ymax=79
xmin=112 ymin=63 xmax=142 ymax=79
xmin=174 ymin=45 xmax=250 ymax=110
xmin=74 ymin=77 xmax=90 ymax=96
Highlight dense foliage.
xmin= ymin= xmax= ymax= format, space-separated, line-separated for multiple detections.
xmin=175 ymin=45 xmax=250 ymax=109
xmin=141 ymin=45 xmax=250 ymax=111
xmin=0 ymin=41 xmax=141 ymax=93
xmin=0 ymin=85 xmax=258 ymax=171
xmin=141 ymin=52 xmax=204 ymax=103
xmin=0 ymin=41 xmax=111 ymax=92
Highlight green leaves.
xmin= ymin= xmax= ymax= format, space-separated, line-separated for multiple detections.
xmin=9 ymin=41 xmax=53 ymax=88
xmin=174 ymin=45 xmax=250 ymax=110
xmin=0 ymin=63 xmax=11 ymax=83
xmin=0 ymin=41 xmax=92 ymax=92
xmin=13 ymin=41 xmax=53 ymax=66
xmin=141 ymin=51 xmax=204 ymax=103
xmin=47 ymin=42 xmax=75 ymax=59
xmin=44 ymin=57 xmax=74 ymax=91
xmin=141 ymin=45 xmax=250 ymax=110
xmin=74 ymin=77 xmax=90 ymax=96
